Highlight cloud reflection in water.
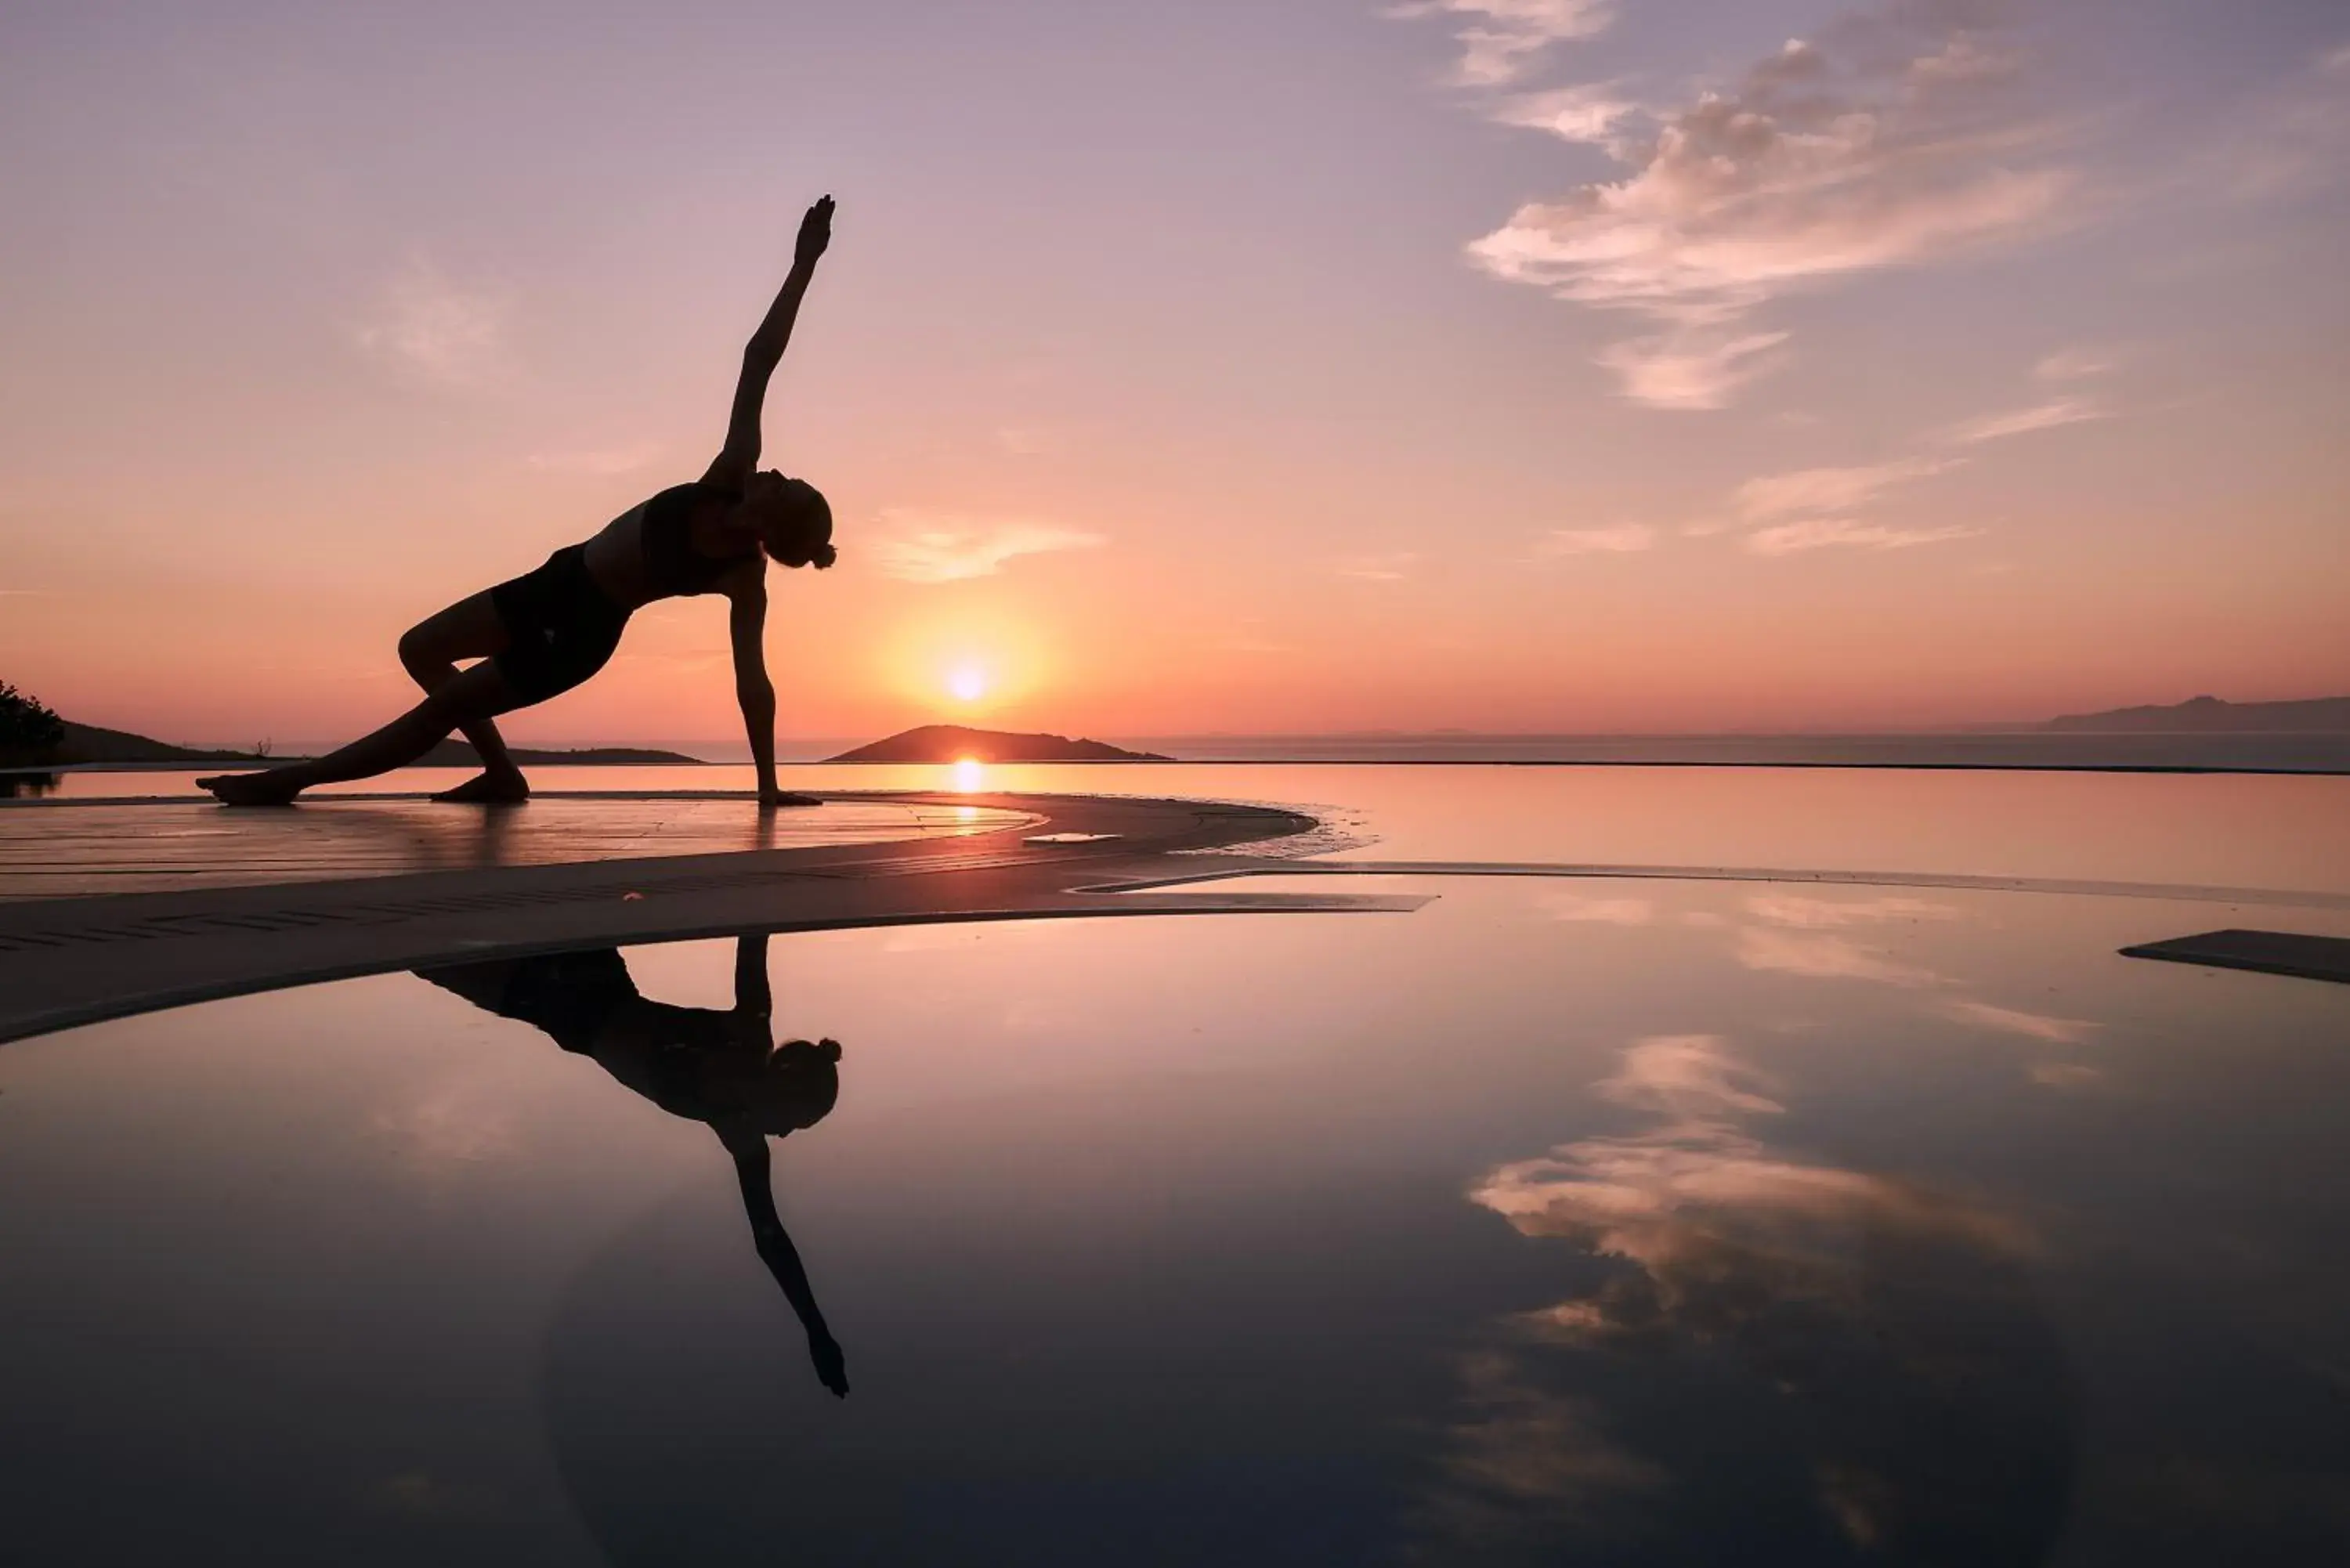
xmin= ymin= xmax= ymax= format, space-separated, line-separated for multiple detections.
xmin=1415 ymin=1034 xmax=2073 ymax=1561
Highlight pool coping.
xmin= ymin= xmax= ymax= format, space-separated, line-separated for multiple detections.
xmin=0 ymin=791 xmax=1429 ymax=1046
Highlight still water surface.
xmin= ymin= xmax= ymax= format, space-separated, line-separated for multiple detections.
xmin=2 ymin=854 xmax=2347 ymax=1562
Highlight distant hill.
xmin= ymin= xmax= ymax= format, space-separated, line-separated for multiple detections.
xmin=2045 ymin=695 xmax=2350 ymax=733
xmin=827 ymin=725 xmax=1171 ymax=764
xmin=52 ymin=721 xmax=262 ymax=765
xmin=15 ymin=722 xmax=700 ymax=769
xmin=416 ymin=739 xmax=704 ymax=767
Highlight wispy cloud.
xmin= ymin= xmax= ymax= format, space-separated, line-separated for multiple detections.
xmin=1942 ymin=396 xmax=2108 ymax=446
xmin=1337 ymin=551 xmax=1421 ymax=582
xmin=1717 ymin=352 xmax=2113 ymax=555
xmin=1394 ymin=0 xmax=1616 ymax=88
xmin=1595 ymin=331 xmax=1789 ymax=411
xmin=1734 ymin=892 xmax=1957 ymax=981
xmin=868 ymin=513 xmax=1104 ymax=583
xmin=1735 ymin=927 xmax=1943 ymax=986
xmin=2207 ymin=41 xmax=2350 ymax=200
xmin=2033 ymin=345 xmax=2116 ymax=382
xmin=354 ymin=255 xmax=511 ymax=388
xmin=1409 ymin=1355 xmax=1665 ymax=1551
xmin=1542 ymin=891 xmax=1654 ymax=924
xmin=1597 ymin=1034 xmax=1785 ymax=1121
xmin=1732 ymin=457 xmax=1977 ymax=555
xmin=1745 ymin=892 xmax=1961 ymax=928
xmin=1940 ymin=999 xmax=2099 ymax=1046
xmin=1491 ymin=81 xmax=1637 ymax=145
xmin=1746 ymin=517 xmax=1983 ymax=555
xmin=1540 ymin=522 xmax=1654 ymax=555
xmin=1465 ymin=1029 xmax=2040 ymax=1510
xmin=1737 ymin=459 xmax=1955 ymax=523
xmin=1457 ymin=6 xmax=2079 ymax=407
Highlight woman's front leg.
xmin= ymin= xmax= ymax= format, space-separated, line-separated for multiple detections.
xmin=400 ymin=592 xmax=531 ymax=802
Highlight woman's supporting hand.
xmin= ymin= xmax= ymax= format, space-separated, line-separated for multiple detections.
xmin=808 ymin=1328 xmax=850 ymax=1398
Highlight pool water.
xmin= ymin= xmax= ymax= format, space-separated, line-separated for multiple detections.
xmin=2 ymin=865 xmax=2347 ymax=1563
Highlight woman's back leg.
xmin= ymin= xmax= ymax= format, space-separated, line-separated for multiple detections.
xmin=200 ymin=659 xmax=527 ymax=804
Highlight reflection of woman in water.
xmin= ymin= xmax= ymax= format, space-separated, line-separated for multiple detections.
xmin=200 ymin=197 xmax=839 ymax=808
xmin=416 ymin=934 xmax=848 ymax=1397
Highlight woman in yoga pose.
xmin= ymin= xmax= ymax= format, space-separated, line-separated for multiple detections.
xmin=200 ymin=196 xmax=840 ymax=807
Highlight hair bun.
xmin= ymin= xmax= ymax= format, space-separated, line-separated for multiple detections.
xmin=812 ymin=542 xmax=837 ymax=569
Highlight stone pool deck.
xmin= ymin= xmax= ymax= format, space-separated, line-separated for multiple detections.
xmin=0 ymin=792 xmax=1040 ymax=900
xmin=0 ymin=791 xmax=1426 ymax=1046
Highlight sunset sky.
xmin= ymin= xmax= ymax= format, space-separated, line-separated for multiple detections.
xmin=3 ymin=0 xmax=2345 ymax=748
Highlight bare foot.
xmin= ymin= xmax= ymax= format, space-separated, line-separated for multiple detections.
xmin=432 ymin=769 xmax=530 ymax=804
xmin=758 ymin=790 xmax=823 ymax=810
xmin=197 ymin=771 xmax=304 ymax=807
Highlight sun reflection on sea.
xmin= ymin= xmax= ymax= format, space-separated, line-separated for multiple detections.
xmin=951 ymin=758 xmax=986 ymax=793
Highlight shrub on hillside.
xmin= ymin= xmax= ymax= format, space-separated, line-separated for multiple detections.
xmin=1 ymin=681 xmax=67 ymax=764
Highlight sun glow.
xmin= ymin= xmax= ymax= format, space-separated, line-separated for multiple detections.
xmin=951 ymin=758 xmax=986 ymax=793
xmin=947 ymin=665 xmax=989 ymax=703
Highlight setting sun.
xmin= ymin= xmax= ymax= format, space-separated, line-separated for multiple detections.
xmin=947 ymin=665 xmax=989 ymax=703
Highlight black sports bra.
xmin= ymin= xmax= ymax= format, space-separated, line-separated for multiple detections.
xmin=638 ymin=481 xmax=749 ymax=597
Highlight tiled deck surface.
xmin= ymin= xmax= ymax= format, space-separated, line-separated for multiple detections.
xmin=0 ymin=794 xmax=1034 ymax=899
xmin=0 ymin=791 xmax=1430 ymax=1045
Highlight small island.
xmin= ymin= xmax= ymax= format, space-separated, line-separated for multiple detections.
xmin=826 ymin=725 xmax=1171 ymax=764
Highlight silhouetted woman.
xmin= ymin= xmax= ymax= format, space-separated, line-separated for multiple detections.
xmin=414 ymin=934 xmax=850 ymax=1397
xmin=201 ymin=197 xmax=840 ymax=807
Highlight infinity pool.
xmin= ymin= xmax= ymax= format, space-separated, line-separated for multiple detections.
xmin=3 ymin=835 xmax=2347 ymax=1563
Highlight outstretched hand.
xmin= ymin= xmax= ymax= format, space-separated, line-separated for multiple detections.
xmin=794 ymin=194 xmax=835 ymax=269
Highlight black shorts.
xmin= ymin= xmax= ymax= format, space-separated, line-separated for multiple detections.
xmin=488 ymin=545 xmax=629 ymax=705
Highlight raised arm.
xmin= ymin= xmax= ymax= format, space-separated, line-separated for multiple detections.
xmin=705 ymin=195 xmax=834 ymax=491
xmin=722 ymin=1126 xmax=849 ymax=1396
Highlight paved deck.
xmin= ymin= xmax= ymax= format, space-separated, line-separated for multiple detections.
xmin=0 ymin=793 xmax=1034 ymax=899
xmin=0 ymin=791 xmax=1426 ymax=1046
